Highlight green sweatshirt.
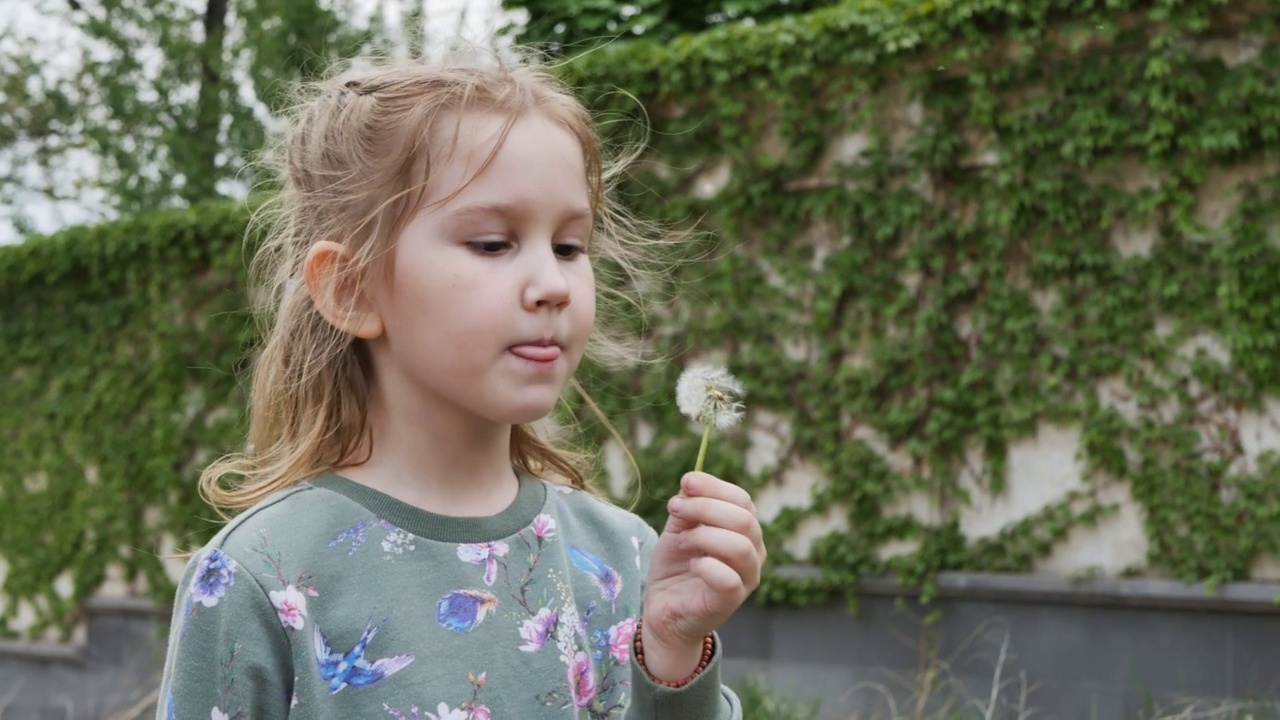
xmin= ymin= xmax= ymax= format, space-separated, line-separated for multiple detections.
xmin=157 ymin=472 xmax=742 ymax=720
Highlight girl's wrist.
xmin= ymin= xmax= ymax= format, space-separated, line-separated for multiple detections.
xmin=634 ymin=617 xmax=714 ymax=687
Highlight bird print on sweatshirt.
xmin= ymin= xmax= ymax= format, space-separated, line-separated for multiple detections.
xmin=313 ymin=616 xmax=415 ymax=694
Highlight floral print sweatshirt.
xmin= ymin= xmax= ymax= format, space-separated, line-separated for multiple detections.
xmin=157 ymin=472 xmax=742 ymax=720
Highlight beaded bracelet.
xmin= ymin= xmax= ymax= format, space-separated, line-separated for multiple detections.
xmin=633 ymin=618 xmax=716 ymax=689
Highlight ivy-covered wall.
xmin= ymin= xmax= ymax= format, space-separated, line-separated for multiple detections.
xmin=5 ymin=0 xmax=1280 ymax=640
xmin=0 ymin=204 xmax=255 ymax=640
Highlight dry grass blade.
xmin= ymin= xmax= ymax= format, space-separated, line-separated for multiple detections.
xmin=108 ymin=686 xmax=159 ymax=720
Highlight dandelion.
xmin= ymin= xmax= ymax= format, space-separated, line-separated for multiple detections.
xmin=676 ymin=364 xmax=746 ymax=472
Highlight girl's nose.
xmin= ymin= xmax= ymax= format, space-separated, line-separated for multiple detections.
xmin=522 ymin=246 xmax=572 ymax=310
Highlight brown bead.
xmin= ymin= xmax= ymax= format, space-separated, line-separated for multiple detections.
xmin=633 ymin=619 xmax=715 ymax=689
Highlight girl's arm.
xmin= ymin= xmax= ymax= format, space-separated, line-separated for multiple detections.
xmin=626 ymin=625 xmax=743 ymax=719
xmin=156 ymin=546 xmax=294 ymax=719
xmin=625 ymin=470 xmax=766 ymax=720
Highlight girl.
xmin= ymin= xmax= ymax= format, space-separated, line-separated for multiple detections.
xmin=157 ymin=56 xmax=765 ymax=719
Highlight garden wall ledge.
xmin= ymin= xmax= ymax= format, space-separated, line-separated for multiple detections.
xmin=0 ymin=596 xmax=163 ymax=663
xmin=4 ymin=569 xmax=1278 ymax=664
xmin=772 ymin=566 xmax=1280 ymax=613
xmin=3 ymin=573 xmax=1279 ymax=718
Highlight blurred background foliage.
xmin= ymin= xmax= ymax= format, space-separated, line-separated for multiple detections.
xmin=2 ymin=0 xmax=422 ymax=239
xmin=5 ymin=0 xmax=1280 ymax=645
xmin=500 ymin=0 xmax=838 ymax=52
xmin=0 ymin=0 xmax=843 ymax=240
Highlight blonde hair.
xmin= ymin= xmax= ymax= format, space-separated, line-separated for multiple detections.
xmin=201 ymin=53 xmax=668 ymax=515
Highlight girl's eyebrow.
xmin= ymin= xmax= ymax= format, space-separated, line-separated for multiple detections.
xmin=444 ymin=201 xmax=593 ymax=223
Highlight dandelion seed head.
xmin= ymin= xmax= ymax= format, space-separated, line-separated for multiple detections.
xmin=676 ymin=364 xmax=746 ymax=429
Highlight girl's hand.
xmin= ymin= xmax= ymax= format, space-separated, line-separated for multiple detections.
xmin=640 ymin=471 xmax=766 ymax=682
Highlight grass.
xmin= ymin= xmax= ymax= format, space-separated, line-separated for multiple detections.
xmin=736 ymin=677 xmax=823 ymax=719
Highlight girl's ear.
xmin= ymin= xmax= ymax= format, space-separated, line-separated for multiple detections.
xmin=304 ymin=241 xmax=385 ymax=339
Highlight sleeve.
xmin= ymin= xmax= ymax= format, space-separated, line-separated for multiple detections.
xmin=156 ymin=545 xmax=294 ymax=720
xmin=625 ymin=523 xmax=743 ymax=720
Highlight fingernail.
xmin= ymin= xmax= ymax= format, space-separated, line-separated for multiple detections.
xmin=670 ymin=497 xmax=685 ymax=513
xmin=682 ymin=473 xmax=697 ymax=492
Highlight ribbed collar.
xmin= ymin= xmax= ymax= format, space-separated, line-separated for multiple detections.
xmin=310 ymin=471 xmax=547 ymax=544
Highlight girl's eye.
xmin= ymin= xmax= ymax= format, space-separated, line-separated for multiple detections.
xmin=554 ymin=243 xmax=585 ymax=259
xmin=469 ymin=240 xmax=511 ymax=254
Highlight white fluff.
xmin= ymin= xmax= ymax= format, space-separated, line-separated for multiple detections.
xmin=676 ymin=364 xmax=746 ymax=429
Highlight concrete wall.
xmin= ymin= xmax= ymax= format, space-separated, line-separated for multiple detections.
xmin=0 ymin=598 xmax=164 ymax=720
xmin=724 ymin=571 xmax=1280 ymax=719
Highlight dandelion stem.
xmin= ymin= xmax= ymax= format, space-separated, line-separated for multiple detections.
xmin=694 ymin=420 xmax=713 ymax=472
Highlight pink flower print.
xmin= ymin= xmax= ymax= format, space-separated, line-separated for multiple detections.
xmin=268 ymin=585 xmax=308 ymax=630
xmin=471 ymin=707 xmax=491 ymax=720
xmin=425 ymin=703 xmax=467 ymax=720
xmin=456 ymin=542 xmax=509 ymax=586
xmin=607 ymin=617 xmax=638 ymax=664
xmin=518 ymin=607 xmax=558 ymax=653
xmin=532 ymin=513 xmax=557 ymax=539
xmin=567 ymin=650 xmax=597 ymax=709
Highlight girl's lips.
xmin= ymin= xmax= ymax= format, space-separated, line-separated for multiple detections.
xmin=510 ymin=345 xmax=562 ymax=363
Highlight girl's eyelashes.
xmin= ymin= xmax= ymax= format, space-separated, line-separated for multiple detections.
xmin=465 ymin=238 xmax=587 ymax=259
xmin=468 ymin=239 xmax=513 ymax=254
xmin=554 ymin=242 xmax=586 ymax=259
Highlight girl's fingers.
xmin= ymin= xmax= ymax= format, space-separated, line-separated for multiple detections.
xmin=682 ymin=472 xmax=756 ymax=515
xmin=669 ymin=495 xmax=765 ymax=556
xmin=688 ymin=555 xmax=746 ymax=596
xmin=679 ymin=526 xmax=762 ymax=589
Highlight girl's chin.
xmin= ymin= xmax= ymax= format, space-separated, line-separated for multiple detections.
xmin=499 ymin=403 xmax=562 ymax=427
xmin=477 ymin=384 xmax=571 ymax=427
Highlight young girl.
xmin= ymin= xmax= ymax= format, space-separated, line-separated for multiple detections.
xmin=157 ymin=55 xmax=765 ymax=720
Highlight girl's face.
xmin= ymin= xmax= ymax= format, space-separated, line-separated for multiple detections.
xmin=363 ymin=112 xmax=597 ymax=429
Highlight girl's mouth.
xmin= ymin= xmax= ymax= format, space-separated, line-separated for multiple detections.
xmin=509 ymin=344 xmax=562 ymax=363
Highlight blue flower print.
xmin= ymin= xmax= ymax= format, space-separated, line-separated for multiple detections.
xmin=435 ymin=590 xmax=499 ymax=633
xmin=191 ymin=549 xmax=236 ymax=608
xmin=313 ymin=616 xmax=415 ymax=694
xmin=567 ymin=546 xmax=621 ymax=613
xmin=329 ymin=519 xmax=398 ymax=556
xmin=591 ymin=628 xmax=609 ymax=661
